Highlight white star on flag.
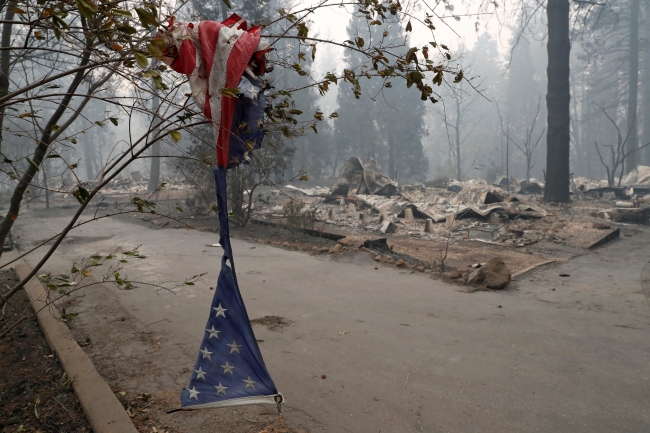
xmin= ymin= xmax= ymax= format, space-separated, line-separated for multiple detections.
xmin=200 ymin=347 xmax=212 ymax=360
xmin=227 ymin=340 xmax=242 ymax=354
xmin=213 ymin=303 xmax=227 ymax=318
xmin=243 ymin=376 xmax=256 ymax=390
xmin=214 ymin=382 xmax=228 ymax=395
xmin=220 ymin=361 xmax=235 ymax=375
xmin=206 ymin=325 xmax=221 ymax=339
xmin=195 ymin=366 xmax=207 ymax=380
xmin=188 ymin=386 xmax=200 ymax=400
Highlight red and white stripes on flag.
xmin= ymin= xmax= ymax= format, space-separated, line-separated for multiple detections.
xmin=162 ymin=15 xmax=262 ymax=168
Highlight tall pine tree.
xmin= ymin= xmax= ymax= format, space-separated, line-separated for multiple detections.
xmin=335 ymin=14 xmax=428 ymax=181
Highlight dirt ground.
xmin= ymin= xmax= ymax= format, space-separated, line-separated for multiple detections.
xmin=0 ymin=269 xmax=91 ymax=433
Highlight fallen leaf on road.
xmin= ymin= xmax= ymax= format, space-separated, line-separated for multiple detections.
xmin=338 ymin=331 xmax=347 ymax=335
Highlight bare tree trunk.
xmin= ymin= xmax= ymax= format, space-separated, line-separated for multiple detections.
xmin=147 ymin=92 xmax=162 ymax=193
xmin=582 ymin=79 xmax=593 ymax=177
xmin=455 ymin=98 xmax=461 ymax=180
xmin=625 ymin=0 xmax=640 ymax=172
xmin=84 ymin=139 xmax=96 ymax=181
xmin=642 ymin=11 xmax=650 ymax=166
xmin=388 ymin=134 xmax=395 ymax=180
xmin=544 ymin=0 xmax=571 ymax=202
xmin=455 ymin=125 xmax=461 ymax=181
xmin=571 ymin=80 xmax=582 ymax=175
xmin=0 ymin=1 xmax=16 ymax=157
xmin=506 ymin=120 xmax=510 ymax=193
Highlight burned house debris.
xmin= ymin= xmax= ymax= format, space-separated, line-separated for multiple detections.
xmin=246 ymin=158 xmax=650 ymax=278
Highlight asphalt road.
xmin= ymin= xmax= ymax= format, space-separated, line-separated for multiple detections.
xmin=7 ymin=209 xmax=650 ymax=432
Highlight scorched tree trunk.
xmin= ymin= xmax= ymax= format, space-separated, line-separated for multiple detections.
xmin=543 ymin=0 xmax=571 ymax=203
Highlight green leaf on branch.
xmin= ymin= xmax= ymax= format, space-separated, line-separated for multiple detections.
xmin=433 ymin=71 xmax=443 ymax=86
xmin=131 ymin=197 xmax=156 ymax=213
xmin=146 ymin=39 xmax=166 ymax=58
xmin=324 ymin=72 xmax=338 ymax=84
xmin=60 ymin=312 xmax=79 ymax=323
xmin=112 ymin=9 xmax=132 ymax=17
xmin=297 ymin=23 xmax=309 ymax=41
xmin=311 ymin=44 xmax=317 ymax=61
xmin=117 ymin=25 xmax=138 ymax=35
xmin=405 ymin=47 xmax=418 ymax=64
xmin=220 ymin=87 xmax=240 ymax=98
xmin=221 ymin=0 xmax=232 ymax=9
xmin=329 ymin=112 xmax=339 ymax=119
xmin=355 ymin=37 xmax=365 ymax=48
xmin=152 ymin=76 xmax=168 ymax=90
xmin=109 ymin=117 xmax=119 ymax=126
xmin=133 ymin=51 xmax=149 ymax=69
xmin=76 ymin=0 xmax=98 ymax=19
xmin=95 ymin=121 xmax=105 ymax=127
xmin=26 ymin=157 xmax=39 ymax=172
xmin=453 ymin=70 xmax=463 ymax=83
xmin=169 ymin=130 xmax=182 ymax=143
xmin=405 ymin=20 xmax=412 ymax=32
xmin=72 ymin=186 xmax=90 ymax=205
xmin=136 ymin=8 xmax=157 ymax=28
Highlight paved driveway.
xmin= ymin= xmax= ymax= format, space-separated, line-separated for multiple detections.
xmin=8 ymin=210 xmax=650 ymax=432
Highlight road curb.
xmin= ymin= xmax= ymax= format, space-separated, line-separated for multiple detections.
xmin=15 ymin=263 xmax=138 ymax=433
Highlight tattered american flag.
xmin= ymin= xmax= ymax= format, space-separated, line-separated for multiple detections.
xmin=162 ymin=14 xmax=270 ymax=167
xmin=162 ymin=15 xmax=282 ymax=410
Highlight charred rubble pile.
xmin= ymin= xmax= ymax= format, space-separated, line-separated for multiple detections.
xmin=250 ymin=157 xmax=650 ymax=250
